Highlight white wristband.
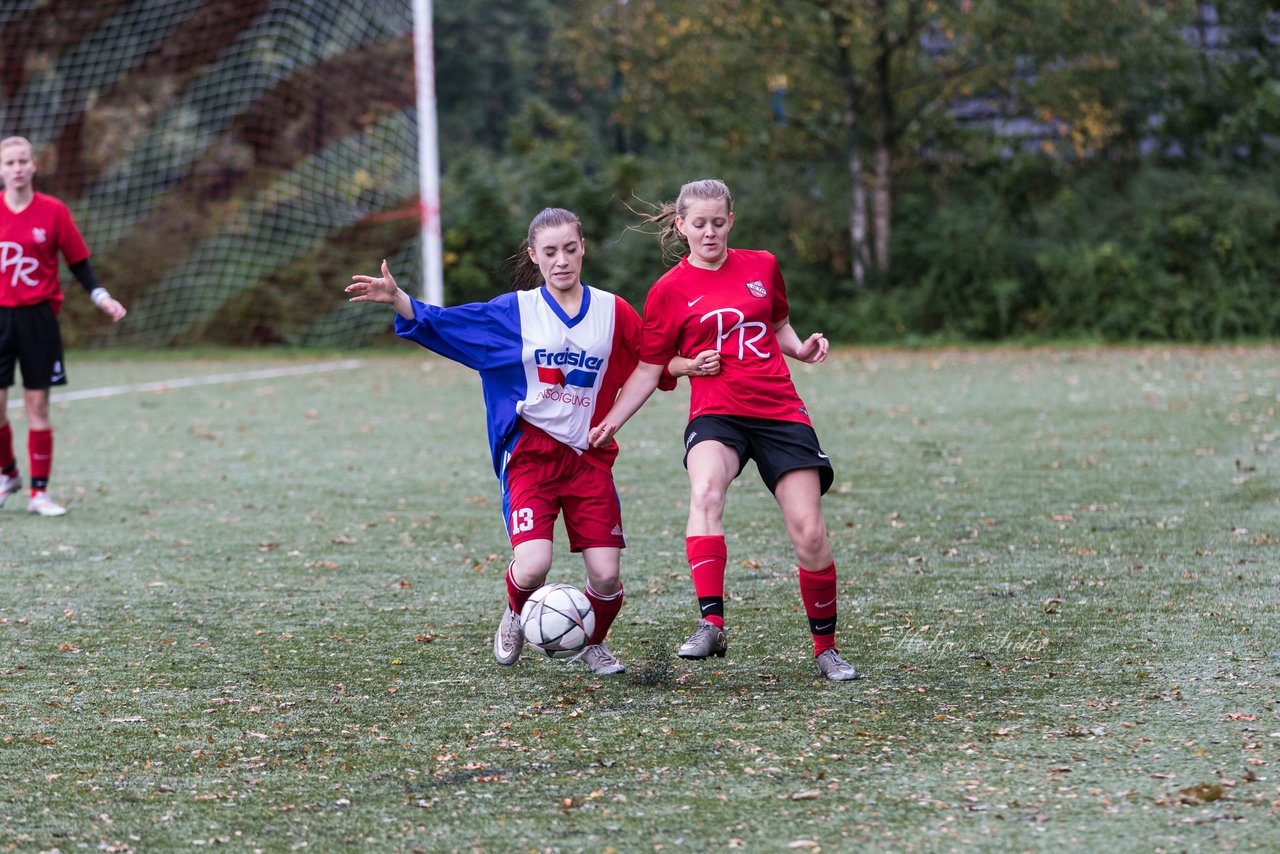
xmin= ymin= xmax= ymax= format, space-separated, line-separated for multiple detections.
xmin=90 ymin=287 xmax=111 ymax=307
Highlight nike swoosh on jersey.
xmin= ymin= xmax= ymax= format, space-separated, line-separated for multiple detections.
xmin=687 ymin=296 xmax=705 ymax=307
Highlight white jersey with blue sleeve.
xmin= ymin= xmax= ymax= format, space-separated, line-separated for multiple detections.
xmin=394 ymin=285 xmax=630 ymax=476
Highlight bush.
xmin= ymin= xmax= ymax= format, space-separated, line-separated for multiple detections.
xmin=873 ymin=161 xmax=1280 ymax=342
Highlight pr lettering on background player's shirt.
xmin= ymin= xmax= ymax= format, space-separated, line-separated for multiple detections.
xmin=0 ymin=193 xmax=90 ymax=312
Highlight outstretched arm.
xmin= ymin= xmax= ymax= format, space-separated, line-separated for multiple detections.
xmin=347 ymin=260 xmax=415 ymax=320
xmin=589 ymin=360 xmax=666 ymax=448
xmin=774 ymin=317 xmax=828 ymax=364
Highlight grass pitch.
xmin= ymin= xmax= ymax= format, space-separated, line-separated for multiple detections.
xmin=2 ymin=346 xmax=1278 ymax=852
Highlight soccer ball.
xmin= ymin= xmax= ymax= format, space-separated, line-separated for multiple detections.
xmin=520 ymin=583 xmax=595 ymax=659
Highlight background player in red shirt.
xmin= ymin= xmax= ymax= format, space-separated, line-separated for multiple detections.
xmin=591 ymin=178 xmax=859 ymax=681
xmin=348 ymin=207 xmax=674 ymax=675
xmin=0 ymin=136 xmax=127 ymax=516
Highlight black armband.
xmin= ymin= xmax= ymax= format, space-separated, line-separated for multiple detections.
xmin=69 ymin=259 xmax=102 ymax=293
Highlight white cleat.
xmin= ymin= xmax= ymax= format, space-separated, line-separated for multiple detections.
xmin=27 ymin=492 xmax=68 ymax=517
xmin=0 ymin=472 xmax=20 ymax=508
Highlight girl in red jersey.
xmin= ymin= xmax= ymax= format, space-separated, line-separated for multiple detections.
xmin=0 ymin=136 xmax=127 ymax=516
xmin=590 ymin=178 xmax=858 ymax=681
xmin=348 ymin=207 xmax=675 ymax=675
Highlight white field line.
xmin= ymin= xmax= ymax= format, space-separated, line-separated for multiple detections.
xmin=6 ymin=359 xmax=364 ymax=409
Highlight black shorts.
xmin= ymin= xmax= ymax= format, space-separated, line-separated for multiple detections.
xmin=683 ymin=414 xmax=834 ymax=496
xmin=0 ymin=302 xmax=68 ymax=390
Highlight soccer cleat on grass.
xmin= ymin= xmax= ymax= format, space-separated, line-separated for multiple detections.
xmin=677 ymin=619 xmax=727 ymax=660
xmin=815 ymin=649 xmax=859 ymax=681
xmin=0 ymin=472 xmax=19 ymax=508
xmin=493 ymin=606 xmax=524 ymax=666
xmin=578 ymin=643 xmax=626 ymax=675
xmin=27 ymin=492 xmax=68 ymax=517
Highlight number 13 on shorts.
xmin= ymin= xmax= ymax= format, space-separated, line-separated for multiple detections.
xmin=510 ymin=507 xmax=534 ymax=534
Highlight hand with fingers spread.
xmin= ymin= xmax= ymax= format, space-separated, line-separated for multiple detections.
xmin=347 ymin=259 xmax=413 ymax=319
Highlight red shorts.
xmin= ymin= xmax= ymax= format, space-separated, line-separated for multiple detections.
xmin=500 ymin=427 xmax=626 ymax=551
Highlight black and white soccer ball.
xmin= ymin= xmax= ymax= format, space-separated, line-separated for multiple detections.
xmin=519 ymin=583 xmax=595 ymax=659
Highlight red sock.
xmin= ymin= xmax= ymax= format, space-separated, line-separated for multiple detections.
xmin=585 ymin=583 xmax=623 ymax=645
xmin=798 ymin=562 xmax=839 ymax=656
xmin=686 ymin=535 xmax=727 ymax=628
xmin=0 ymin=422 xmax=15 ymax=474
xmin=505 ymin=560 xmax=538 ymax=614
xmin=29 ymin=428 xmax=52 ymax=492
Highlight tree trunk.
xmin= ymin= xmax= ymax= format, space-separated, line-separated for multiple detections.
xmin=874 ymin=142 xmax=890 ymax=272
xmin=872 ymin=0 xmax=895 ymax=273
xmin=832 ymin=9 xmax=869 ymax=288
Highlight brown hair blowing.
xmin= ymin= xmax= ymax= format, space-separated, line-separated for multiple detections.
xmin=640 ymin=178 xmax=734 ymax=264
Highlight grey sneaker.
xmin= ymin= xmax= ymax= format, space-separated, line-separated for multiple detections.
xmin=493 ymin=606 xmax=524 ymax=666
xmin=578 ymin=643 xmax=626 ymax=675
xmin=816 ymin=649 xmax=859 ymax=681
xmin=0 ymin=471 xmax=19 ymax=508
xmin=677 ymin=619 xmax=727 ymax=660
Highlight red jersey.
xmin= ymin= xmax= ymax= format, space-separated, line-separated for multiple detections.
xmin=640 ymin=248 xmax=812 ymax=426
xmin=0 ymin=192 xmax=90 ymax=313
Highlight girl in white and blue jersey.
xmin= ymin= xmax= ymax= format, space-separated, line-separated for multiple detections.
xmin=347 ymin=208 xmax=677 ymax=674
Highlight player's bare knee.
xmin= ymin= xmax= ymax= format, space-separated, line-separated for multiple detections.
xmin=586 ymin=570 xmax=620 ymax=597
xmin=688 ymin=478 xmax=726 ymax=516
xmin=790 ymin=523 xmax=829 ymax=564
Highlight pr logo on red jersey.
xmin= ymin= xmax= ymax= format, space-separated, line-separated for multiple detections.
xmin=0 ymin=242 xmax=39 ymax=287
xmin=744 ymin=280 xmax=766 ymax=298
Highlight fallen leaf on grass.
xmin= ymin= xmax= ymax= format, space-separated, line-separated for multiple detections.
xmin=787 ymin=842 xmax=820 ymax=850
xmin=790 ymin=790 xmax=821 ymax=800
xmin=1179 ymin=783 xmax=1225 ymax=804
